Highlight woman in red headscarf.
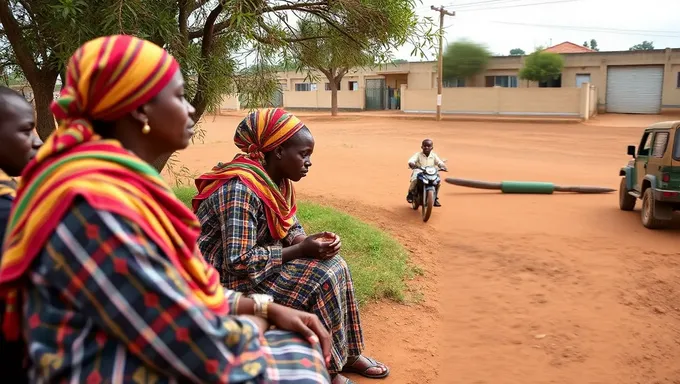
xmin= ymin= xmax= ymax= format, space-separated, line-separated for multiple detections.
xmin=193 ymin=109 xmax=389 ymax=384
xmin=0 ymin=36 xmax=331 ymax=383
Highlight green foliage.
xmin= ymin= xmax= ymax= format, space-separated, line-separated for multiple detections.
xmin=173 ymin=186 xmax=414 ymax=305
xmin=0 ymin=0 xmax=434 ymax=170
xmin=509 ymin=48 xmax=525 ymax=56
xmin=289 ymin=2 xmax=435 ymax=115
xmin=442 ymin=40 xmax=491 ymax=81
xmin=629 ymin=41 xmax=654 ymax=51
xmin=519 ymin=50 xmax=565 ymax=83
xmin=589 ymin=39 xmax=599 ymax=51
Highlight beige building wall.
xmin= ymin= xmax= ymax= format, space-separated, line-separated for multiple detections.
xmin=401 ymin=84 xmax=595 ymax=119
xmin=262 ymin=48 xmax=680 ymax=113
xmin=282 ymin=90 xmax=364 ymax=110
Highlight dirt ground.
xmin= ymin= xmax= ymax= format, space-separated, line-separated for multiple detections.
xmin=174 ymin=112 xmax=680 ymax=384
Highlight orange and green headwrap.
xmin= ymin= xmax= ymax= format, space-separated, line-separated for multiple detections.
xmin=192 ymin=108 xmax=306 ymax=239
xmin=234 ymin=108 xmax=307 ymax=161
xmin=51 ymin=34 xmax=179 ymax=129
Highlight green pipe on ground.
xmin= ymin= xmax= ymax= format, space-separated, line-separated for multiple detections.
xmin=500 ymin=181 xmax=555 ymax=194
xmin=445 ymin=178 xmax=615 ymax=194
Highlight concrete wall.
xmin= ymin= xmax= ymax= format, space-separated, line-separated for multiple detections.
xmin=589 ymin=85 xmax=598 ymax=117
xmin=401 ymin=84 xmax=594 ymax=118
xmin=282 ymin=90 xmax=364 ymax=110
xmin=245 ymin=48 xmax=680 ymax=114
xmin=218 ymin=94 xmax=240 ymax=112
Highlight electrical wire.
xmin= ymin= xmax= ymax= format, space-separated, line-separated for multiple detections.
xmin=454 ymin=0 xmax=581 ymax=11
xmin=488 ymin=20 xmax=680 ymax=37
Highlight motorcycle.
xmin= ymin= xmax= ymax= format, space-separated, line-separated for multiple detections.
xmin=410 ymin=162 xmax=447 ymax=222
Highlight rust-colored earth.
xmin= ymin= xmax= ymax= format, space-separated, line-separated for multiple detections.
xmin=172 ymin=112 xmax=680 ymax=384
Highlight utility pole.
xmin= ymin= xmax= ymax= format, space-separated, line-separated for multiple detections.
xmin=431 ymin=5 xmax=454 ymax=121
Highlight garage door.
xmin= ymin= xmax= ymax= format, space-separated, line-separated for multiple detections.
xmin=606 ymin=66 xmax=664 ymax=114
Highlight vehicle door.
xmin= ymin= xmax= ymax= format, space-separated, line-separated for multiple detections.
xmin=668 ymin=126 xmax=680 ymax=190
xmin=647 ymin=129 xmax=670 ymax=188
xmin=634 ymin=130 xmax=653 ymax=191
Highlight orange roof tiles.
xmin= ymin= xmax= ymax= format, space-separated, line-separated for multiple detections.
xmin=542 ymin=41 xmax=595 ymax=54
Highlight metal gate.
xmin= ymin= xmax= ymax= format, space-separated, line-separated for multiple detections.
xmin=606 ymin=66 xmax=663 ymax=114
xmin=365 ymin=79 xmax=387 ymax=110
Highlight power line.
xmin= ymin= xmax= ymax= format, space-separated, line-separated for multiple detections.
xmin=449 ymin=0 xmax=533 ymax=8
xmin=456 ymin=0 xmax=580 ymax=11
xmin=489 ymin=20 xmax=680 ymax=37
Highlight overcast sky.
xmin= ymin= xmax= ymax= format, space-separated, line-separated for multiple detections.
xmin=394 ymin=0 xmax=680 ymax=61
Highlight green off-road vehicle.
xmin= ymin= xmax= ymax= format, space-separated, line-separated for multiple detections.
xmin=619 ymin=121 xmax=680 ymax=229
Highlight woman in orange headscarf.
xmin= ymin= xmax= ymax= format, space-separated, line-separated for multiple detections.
xmin=193 ymin=109 xmax=389 ymax=384
xmin=0 ymin=35 xmax=331 ymax=383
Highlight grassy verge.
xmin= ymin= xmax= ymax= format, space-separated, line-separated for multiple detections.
xmin=173 ymin=186 xmax=413 ymax=306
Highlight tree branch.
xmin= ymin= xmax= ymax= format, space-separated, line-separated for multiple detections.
xmin=186 ymin=1 xmax=329 ymax=39
xmin=0 ymin=0 xmax=39 ymax=83
xmin=189 ymin=1 xmax=226 ymax=118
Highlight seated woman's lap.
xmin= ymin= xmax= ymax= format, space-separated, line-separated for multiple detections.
xmin=256 ymin=255 xmax=349 ymax=312
xmin=262 ymin=330 xmax=329 ymax=383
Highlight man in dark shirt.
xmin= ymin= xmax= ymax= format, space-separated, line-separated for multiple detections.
xmin=0 ymin=86 xmax=43 ymax=383
xmin=0 ymin=87 xmax=42 ymax=244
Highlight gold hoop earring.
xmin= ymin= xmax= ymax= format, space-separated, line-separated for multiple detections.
xmin=142 ymin=123 xmax=151 ymax=134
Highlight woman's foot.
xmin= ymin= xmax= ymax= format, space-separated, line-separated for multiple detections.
xmin=332 ymin=374 xmax=355 ymax=384
xmin=342 ymin=355 xmax=390 ymax=379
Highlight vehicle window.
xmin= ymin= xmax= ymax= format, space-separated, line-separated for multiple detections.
xmin=674 ymin=129 xmax=680 ymax=160
xmin=638 ymin=132 xmax=653 ymax=156
xmin=651 ymin=131 xmax=669 ymax=158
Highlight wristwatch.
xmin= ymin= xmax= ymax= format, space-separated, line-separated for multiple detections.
xmin=249 ymin=293 xmax=274 ymax=319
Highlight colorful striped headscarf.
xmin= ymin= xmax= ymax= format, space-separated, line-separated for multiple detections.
xmin=192 ymin=108 xmax=306 ymax=239
xmin=0 ymin=35 xmax=229 ymax=340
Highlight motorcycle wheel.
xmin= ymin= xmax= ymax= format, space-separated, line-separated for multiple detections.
xmin=422 ymin=189 xmax=434 ymax=222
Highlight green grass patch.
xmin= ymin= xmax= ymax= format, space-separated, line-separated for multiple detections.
xmin=173 ymin=185 xmax=412 ymax=306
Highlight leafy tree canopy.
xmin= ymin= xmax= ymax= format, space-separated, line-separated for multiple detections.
xmin=518 ymin=50 xmax=564 ymax=83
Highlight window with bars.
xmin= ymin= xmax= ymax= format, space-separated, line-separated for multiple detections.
xmin=485 ymin=75 xmax=518 ymax=88
xmin=295 ymin=83 xmax=316 ymax=91
xmin=443 ymin=78 xmax=466 ymax=88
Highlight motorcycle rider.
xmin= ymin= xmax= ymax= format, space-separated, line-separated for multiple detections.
xmin=407 ymin=138 xmax=447 ymax=207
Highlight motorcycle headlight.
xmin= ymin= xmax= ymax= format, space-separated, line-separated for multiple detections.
xmin=425 ymin=167 xmax=437 ymax=175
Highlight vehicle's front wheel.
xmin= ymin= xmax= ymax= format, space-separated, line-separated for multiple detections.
xmin=619 ymin=178 xmax=636 ymax=211
xmin=641 ymin=188 xmax=669 ymax=229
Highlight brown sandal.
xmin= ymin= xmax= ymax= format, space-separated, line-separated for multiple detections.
xmin=342 ymin=355 xmax=390 ymax=379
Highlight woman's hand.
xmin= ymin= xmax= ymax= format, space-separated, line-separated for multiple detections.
xmin=268 ymin=303 xmax=332 ymax=367
xmin=300 ymin=232 xmax=342 ymax=260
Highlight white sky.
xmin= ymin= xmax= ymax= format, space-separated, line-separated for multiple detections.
xmin=394 ymin=0 xmax=680 ymax=60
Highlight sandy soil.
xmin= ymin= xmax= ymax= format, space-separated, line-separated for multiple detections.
xmin=173 ymin=112 xmax=680 ymax=384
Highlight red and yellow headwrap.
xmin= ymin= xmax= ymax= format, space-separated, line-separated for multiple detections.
xmin=192 ymin=108 xmax=306 ymax=239
xmin=0 ymin=35 xmax=229 ymax=341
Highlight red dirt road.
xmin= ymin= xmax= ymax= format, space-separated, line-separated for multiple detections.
xmin=174 ymin=113 xmax=680 ymax=384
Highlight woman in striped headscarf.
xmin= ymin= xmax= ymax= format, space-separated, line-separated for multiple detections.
xmin=193 ymin=109 xmax=389 ymax=384
xmin=0 ymin=35 xmax=331 ymax=383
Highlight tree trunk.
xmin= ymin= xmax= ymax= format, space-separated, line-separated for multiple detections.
xmin=32 ymin=76 xmax=58 ymax=140
xmin=329 ymin=76 xmax=338 ymax=116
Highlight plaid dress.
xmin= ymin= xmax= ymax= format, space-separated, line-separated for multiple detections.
xmin=21 ymin=197 xmax=330 ymax=383
xmin=196 ymin=179 xmax=365 ymax=374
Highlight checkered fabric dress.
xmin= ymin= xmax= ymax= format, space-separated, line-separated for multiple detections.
xmin=20 ymin=198 xmax=329 ymax=383
xmin=196 ymin=179 xmax=365 ymax=374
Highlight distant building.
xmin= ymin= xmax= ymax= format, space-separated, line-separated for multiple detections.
xmin=542 ymin=41 xmax=595 ymax=54
xmin=269 ymin=47 xmax=680 ymax=115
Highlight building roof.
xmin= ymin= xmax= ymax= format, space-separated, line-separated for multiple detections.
xmin=543 ymin=41 xmax=594 ymax=54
